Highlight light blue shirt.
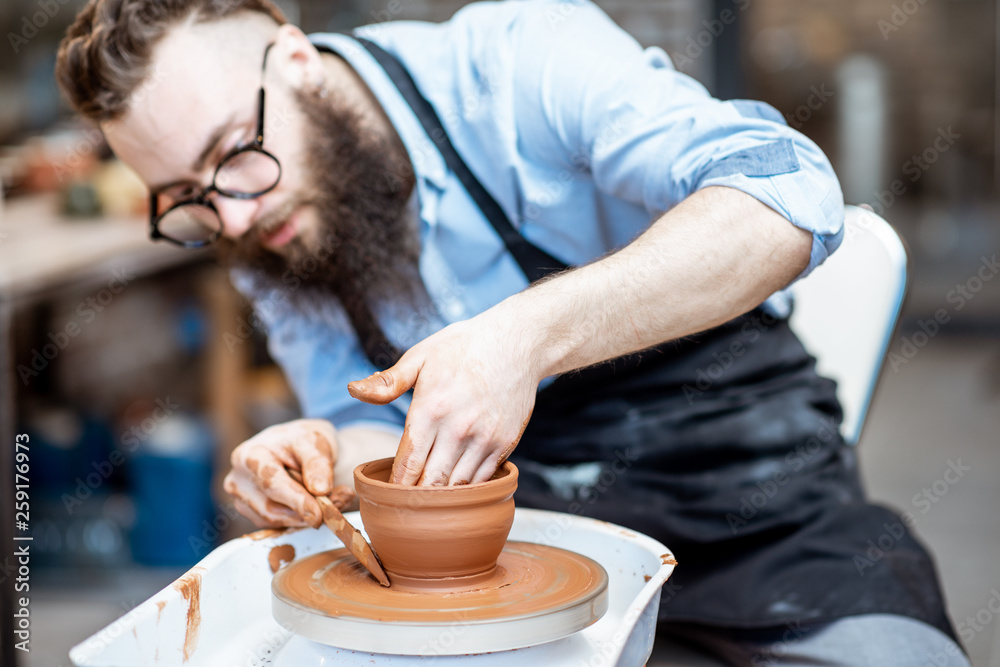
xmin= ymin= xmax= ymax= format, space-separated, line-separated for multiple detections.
xmin=235 ymin=0 xmax=845 ymax=433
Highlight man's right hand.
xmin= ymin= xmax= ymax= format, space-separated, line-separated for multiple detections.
xmin=224 ymin=418 xmax=350 ymax=528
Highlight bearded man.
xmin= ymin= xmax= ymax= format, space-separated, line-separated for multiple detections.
xmin=56 ymin=0 xmax=967 ymax=663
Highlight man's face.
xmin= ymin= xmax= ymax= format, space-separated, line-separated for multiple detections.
xmin=104 ymin=15 xmax=321 ymax=256
xmin=104 ymin=13 xmax=422 ymax=338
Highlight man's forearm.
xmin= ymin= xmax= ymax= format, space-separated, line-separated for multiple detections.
xmin=345 ymin=186 xmax=816 ymax=486
xmin=510 ymin=186 xmax=814 ymax=380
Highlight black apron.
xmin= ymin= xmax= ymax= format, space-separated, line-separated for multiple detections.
xmin=353 ymin=36 xmax=959 ymax=644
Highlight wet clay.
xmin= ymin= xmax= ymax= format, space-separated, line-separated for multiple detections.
xmin=268 ymin=544 xmax=296 ymax=573
xmin=354 ymin=458 xmax=516 ymax=587
xmin=272 ymin=541 xmax=607 ymax=623
xmin=172 ymin=566 xmax=204 ymax=662
xmin=326 ymin=485 xmax=355 ymax=509
xmin=246 ymin=527 xmax=293 ymax=541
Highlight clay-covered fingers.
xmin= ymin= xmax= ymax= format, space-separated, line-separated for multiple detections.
xmin=224 ymin=419 xmax=340 ymax=528
xmin=420 ymin=415 xmax=492 ymax=486
xmin=441 ymin=419 xmax=522 ymax=486
xmin=444 ymin=449 xmax=489 ymax=487
xmin=468 ymin=414 xmax=531 ymax=484
xmin=408 ymin=408 xmax=527 ymax=487
xmin=231 ymin=497 xmax=288 ymax=529
xmin=223 ymin=463 xmax=316 ymax=528
xmin=292 ymin=430 xmax=335 ymax=496
xmin=229 ymin=445 xmax=323 ymax=527
xmin=346 ymin=314 xmax=541 ymax=488
xmin=408 ymin=436 xmax=505 ymax=487
xmin=326 ymin=484 xmax=357 ymax=511
xmin=391 ymin=420 xmax=437 ymax=486
xmin=347 ymin=355 xmax=421 ymax=406
xmin=418 ymin=439 xmax=466 ymax=486
xmin=231 ymin=498 xmax=269 ymax=528
xmin=471 ymin=452 xmax=507 ymax=484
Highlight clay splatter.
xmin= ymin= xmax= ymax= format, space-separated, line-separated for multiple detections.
xmin=172 ymin=567 xmax=205 ymax=662
xmin=246 ymin=527 xmax=291 ymax=541
xmin=268 ymin=544 xmax=296 ymax=573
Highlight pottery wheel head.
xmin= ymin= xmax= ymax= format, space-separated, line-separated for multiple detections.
xmin=270 ymin=541 xmax=609 ymax=655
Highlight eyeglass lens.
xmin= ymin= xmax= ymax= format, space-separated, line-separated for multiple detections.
xmin=157 ymin=203 xmax=221 ymax=245
xmin=156 ymin=150 xmax=281 ymax=244
xmin=215 ymin=149 xmax=281 ymax=195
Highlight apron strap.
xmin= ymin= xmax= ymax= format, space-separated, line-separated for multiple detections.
xmin=353 ymin=35 xmax=568 ymax=283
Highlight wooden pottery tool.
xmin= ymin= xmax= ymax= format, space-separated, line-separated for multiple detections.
xmin=287 ymin=468 xmax=390 ymax=587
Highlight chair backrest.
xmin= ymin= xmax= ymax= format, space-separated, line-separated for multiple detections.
xmin=788 ymin=205 xmax=907 ymax=445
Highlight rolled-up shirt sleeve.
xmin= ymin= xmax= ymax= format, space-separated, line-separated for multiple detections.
xmin=230 ymin=270 xmax=407 ymax=432
xmin=512 ymin=0 xmax=844 ymax=283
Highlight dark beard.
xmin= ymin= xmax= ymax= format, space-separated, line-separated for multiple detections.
xmin=217 ymin=85 xmax=423 ymax=369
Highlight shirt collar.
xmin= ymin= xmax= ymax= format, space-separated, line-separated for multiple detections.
xmin=308 ymin=32 xmax=449 ymax=193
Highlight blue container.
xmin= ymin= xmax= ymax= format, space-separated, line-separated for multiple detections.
xmin=128 ymin=415 xmax=215 ymax=566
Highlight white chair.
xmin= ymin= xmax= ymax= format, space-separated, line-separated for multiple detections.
xmin=649 ymin=206 xmax=908 ymax=666
xmin=788 ymin=204 xmax=908 ymax=445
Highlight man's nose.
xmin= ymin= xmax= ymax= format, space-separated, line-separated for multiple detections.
xmin=213 ymin=197 xmax=261 ymax=239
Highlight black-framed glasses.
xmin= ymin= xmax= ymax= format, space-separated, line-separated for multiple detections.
xmin=149 ymin=43 xmax=282 ymax=248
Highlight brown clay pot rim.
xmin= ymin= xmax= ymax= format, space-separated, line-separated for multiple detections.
xmin=354 ymin=457 xmax=518 ymax=494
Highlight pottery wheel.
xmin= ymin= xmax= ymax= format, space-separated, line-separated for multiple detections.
xmin=271 ymin=541 xmax=609 ymax=655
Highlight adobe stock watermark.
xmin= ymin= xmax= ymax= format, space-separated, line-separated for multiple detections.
xmin=671 ymin=0 xmax=753 ymax=69
xmin=910 ymin=459 xmax=970 ymax=516
xmin=61 ymin=397 xmax=180 ymax=514
xmin=784 ymin=84 xmax=834 ymax=129
xmin=750 ymin=620 xmax=812 ymax=667
xmin=223 ymin=233 xmax=338 ymax=352
xmin=520 ymin=112 xmax=631 ymax=223
xmin=953 ymin=588 xmax=1000 ymax=648
xmin=439 ymin=75 xmax=501 ymax=132
xmin=7 ymin=0 xmax=76 ymax=54
xmin=245 ymin=626 xmax=291 ymax=665
xmin=188 ymin=502 xmax=244 ymax=558
xmin=365 ymin=0 xmax=418 ymax=32
xmin=416 ymin=612 xmax=475 ymax=658
xmin=866 ymin=126 xmax=960 ymax=217
xmin=576 ymin=600 xmax=678 ymax=667
xmin=877 ymin=0 xmax=929 ymax=41
xmin=542 ymin=0 xmax=585 ymax=28
xmin=528 ymin=447 xmax=638 ymax=548
xmin=17 ymin=268 xmax=136 ymax=386
xmin=887 ymin=254 xmax=999 ymax=372
xmin=726 ymin=415 xmax=841 ymax=534
xmin=51 ymin=64 xmax=170 ymax=184
xmin=76 ymin=598 xmax=142 ymax=657
xmin=854 ymin=459 xmax=970 ymax=576
xmin=682 ymin=309 xmax=783 ymax=405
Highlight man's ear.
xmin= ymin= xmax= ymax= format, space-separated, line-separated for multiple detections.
xmin=269 ymin=23 xmax=325 ymax=92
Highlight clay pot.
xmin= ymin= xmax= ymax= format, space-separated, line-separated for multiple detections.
xmin=354 ymin=458 xmax=518 ymax=590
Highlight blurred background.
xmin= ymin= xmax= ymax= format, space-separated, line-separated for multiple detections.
xmin=0 ymin=0 xmax=997 ymax=665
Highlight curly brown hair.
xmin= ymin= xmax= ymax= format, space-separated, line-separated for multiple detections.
xmin=56 ymin=0 xmax=286 ymax=123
